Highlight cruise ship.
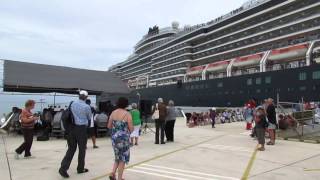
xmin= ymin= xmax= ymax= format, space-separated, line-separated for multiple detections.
xmin=108 ymin=0 xmax=320 ymax=107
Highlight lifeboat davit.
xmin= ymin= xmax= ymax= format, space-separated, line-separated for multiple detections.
xmin=187 ymin=65 xmax=205 ymax=76
xmin=233 ymin=54 xmax=263 ymax=67
xmin=206 ymin=60 xmax=230 ymax=72
xmin=268 ymin=43 xmax=309 ymax=62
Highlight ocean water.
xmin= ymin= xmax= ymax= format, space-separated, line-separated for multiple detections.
xmin=0 ymin=93 xmax=96 ymax=117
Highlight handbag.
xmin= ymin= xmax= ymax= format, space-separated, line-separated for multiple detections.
xmin=152 ymin=104 xmax=160 ymax=119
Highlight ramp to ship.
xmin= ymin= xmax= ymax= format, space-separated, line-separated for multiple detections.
xmin=1 ymin=60 xmax=130 ymax=95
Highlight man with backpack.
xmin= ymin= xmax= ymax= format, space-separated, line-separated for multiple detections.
xmin=59 ymin=90 xmax=92 ymax=178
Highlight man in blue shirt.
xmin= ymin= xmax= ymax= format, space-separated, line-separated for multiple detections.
xmin=59 ymin=90 xmax=92 ymax=178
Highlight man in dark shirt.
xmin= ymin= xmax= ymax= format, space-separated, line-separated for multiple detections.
xmin=266 ymin=98 xmax=277 ymax=145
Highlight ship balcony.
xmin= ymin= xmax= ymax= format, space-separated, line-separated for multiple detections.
xmin=231 ymin=67 xmax=260 ymax=77
xmin=266 ymin=59 xmax=307 ymax=72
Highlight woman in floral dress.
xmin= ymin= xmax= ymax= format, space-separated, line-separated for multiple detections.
xmin=107 ymin=97 xmax=133 ymax=180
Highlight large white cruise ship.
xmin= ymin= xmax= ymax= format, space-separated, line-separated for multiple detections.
xmin=108 ymin=0 xmax=320 ymax=107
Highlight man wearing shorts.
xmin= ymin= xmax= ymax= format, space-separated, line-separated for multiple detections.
xmin=266 ymin=98 xmax=277 ymax=145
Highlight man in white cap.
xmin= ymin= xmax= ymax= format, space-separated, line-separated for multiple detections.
xmin=59 ymin=90 xmax=92 ymax=178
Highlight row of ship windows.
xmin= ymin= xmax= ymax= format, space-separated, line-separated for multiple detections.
xmin=152 ymin=63 xmax=187 ymax=74
xmin=299 ymin=71 xmax=320 ymax=81
xmin=122 ymin=69 xmax=150 ymax=79
xmin=136 ymin=39 xmax=169 ymax=54
xmin=185 ymin=86 xmax=319 ymax=97
xmin=153 ymin=48 xmax=191 ymax=63
xmin=194 ymin=8 xmax=318 ymax=53
xmin=122 ymin=43 xmax=188 ymax=71
xmin=152 ymin=8 xmax=317 ymax=69
xmin=151 ymin=43 xmax=188 ymax=59
xmin=193 ymin=0 xmax=315 ymax=47
xmin=123 ymin=37 xmax=319 ymax=80
xmin=184 ymin=71 xmax=320 ymax=90
xmin=193 ymin=18 xmax=320 ymax=60
xmin=123 ymin=0 xmax=316 ymax=70
xmin=187 ymin=85 xmax=320 ymax=95
xmin=122 ymin=64 xmax=150 ymax=75
xmin=185 ymin=76 xmax=272 ymax=90
xmin=194 ymin=31 xmax=320 ymax=66
xmin=120 ymin=6 xmax=319 ymax=74
xmin=120 ymin=1 xmax=316 ymax=71
xmin=153 ymin=32 xmax=317 ymax=73
xmin=153 ymin=16 xmax=317 ymax=71
xmin=153 ymin=56 xmax=190 ymax=68
xmin=151 ymin=69 xmax=186 ymax=79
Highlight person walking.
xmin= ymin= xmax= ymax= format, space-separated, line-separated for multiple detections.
xmin=165 ymin=100 xmax=176 ymax=142
xmin=86 ymin=99 xmax=99 ymax=149
xmin=107 ymin=97 xmax=133 ymax=180
xmin=130 ymin=103 xmax=141 ymax=146
xmin=59 ymin=90 xmax=92 ymax=178
xmin=15 ymin=100 xmax=39 ymax=159
xmin=209 ymin=108 xmax=216 ymax=128
xmin=153 ymin=98 xmax=167 ymax=144
xmin=255 ymin=107 xmax=268 ymax=151
xmin=266 ymin=98 xmax=277 ymax=145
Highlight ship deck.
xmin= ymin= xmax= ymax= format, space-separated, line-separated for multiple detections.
xmin=1 ymin=119 xmax=320 ymax=180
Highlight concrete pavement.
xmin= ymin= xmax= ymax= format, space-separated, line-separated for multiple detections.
xmin=1 ymin=119 xmax=320 ymax=180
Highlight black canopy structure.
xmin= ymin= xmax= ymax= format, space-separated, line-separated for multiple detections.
xmin=2 ymin=60 xmax=130 ymax=95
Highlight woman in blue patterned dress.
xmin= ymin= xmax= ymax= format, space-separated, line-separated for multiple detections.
xmin=107 ymin=97 xmax=133 ymax=180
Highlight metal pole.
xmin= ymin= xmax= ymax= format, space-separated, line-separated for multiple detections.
xmin=53 ymin=92 xmax=56 ymax=107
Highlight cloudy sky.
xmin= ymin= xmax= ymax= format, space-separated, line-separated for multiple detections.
xmin=0 ymin=0 xmax=247 ymax=71
xmin=0 ymin=0 xmax=248 ymax=115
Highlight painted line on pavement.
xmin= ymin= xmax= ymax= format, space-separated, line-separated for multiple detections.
xmin=198 ymin=144 xmax=252 ymax=153
xmin=141 ymin=164 xmax=239 ymax=180
xmin=134 ymin=166 xmax=216 ymax=180
xmin=304 ymin=168 xmax=320 ymax=172
xmin=127 ymin=169 xmax=189 ymax=180
xmin=241 ymin=145 xmax=258 ymax=180
xmin=91 ymin=135 xmax=225 ymax=180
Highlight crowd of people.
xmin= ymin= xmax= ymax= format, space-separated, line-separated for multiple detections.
xmin=13 ymin=91 xmax=179 ymax=180
xmin=14 ymin=91 xmax=306 ymax=179
xmin=187 ymin=108 xmax=244 ymax=128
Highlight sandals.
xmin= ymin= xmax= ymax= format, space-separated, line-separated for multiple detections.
xmin=257 ymin=147 xmax=265 ymax=151
xmin=109 ymin=173 xmax=116 ymax=180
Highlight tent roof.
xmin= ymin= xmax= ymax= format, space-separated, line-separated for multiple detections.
xmin=3 ymin=60 xmax=130 ymax=95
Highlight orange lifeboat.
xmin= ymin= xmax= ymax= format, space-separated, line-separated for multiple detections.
xmin=187 ymin=65 xmax=205 ymax=76
xmin=268 ymin=43 xmax=309 ymax=62
xmin=233 ymin=54 xmax=263 ymax=67
xmin=206 ymin=60 xmax=230 ymax=72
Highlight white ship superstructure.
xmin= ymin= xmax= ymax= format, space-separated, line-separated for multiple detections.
xmin=110 ymin=0 xmax=320 ymax=89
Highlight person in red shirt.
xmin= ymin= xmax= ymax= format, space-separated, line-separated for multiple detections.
xmin=15 ymin=100 xmax=39 ymax=159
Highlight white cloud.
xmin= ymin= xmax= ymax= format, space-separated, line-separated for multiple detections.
xmin=0 ymin=0 xmax=247 ymax=70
